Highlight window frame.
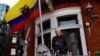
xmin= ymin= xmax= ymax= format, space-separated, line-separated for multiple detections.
xmin=35 ymin=7 xmax=88 ymax=55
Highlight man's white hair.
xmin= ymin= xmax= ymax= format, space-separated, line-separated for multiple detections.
xmin=55 ymin=27 xmax=61 ymax=32
xmin=54 ymin=27 xmax=63 ymax=35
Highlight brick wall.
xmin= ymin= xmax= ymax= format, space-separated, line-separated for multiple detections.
xmin=81 ymin=0 xmax=100 ymax=56
xmin=24 ymin=19 xmax=35 ymax=56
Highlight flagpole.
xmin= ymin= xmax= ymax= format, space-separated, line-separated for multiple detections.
xmin=25 ymin=26 xmax=30 ymax=40
xmin=38 ymin=0 xmax=44 ymax=44
xmin=22 ymin=26 xmax=30 ymax=56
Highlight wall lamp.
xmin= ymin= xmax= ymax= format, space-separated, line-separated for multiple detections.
xmin=85 ymin=2 xmax=98 ymax=20
xmin=85 ymin=2 xmax=93 ymax=12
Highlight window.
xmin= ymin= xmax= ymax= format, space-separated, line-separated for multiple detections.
xmin=44 ymin=33 xmax=51 ymax=49
xmin=11 ymin=48 xmax=16 ymax=55
xmin=37 ymin=33 xmax=51 ymax=49
xmin=62 ymin=29 xmax=83 ymax=55
xmin=36 ymin=19 xmax=51 ymax=46
xmin=12 ymin=37 xmax=17 ymax=43
xmin=0 ymin=28 xmax=2 ymax=33
xmin=0 ymin=4 xmax=9 ymax=21
xmin=42 ymin=19 xmax=50 ymax=31
xmin=38 ymin=19 xmax=50 ymax=31
xmin=37 ymin=36 xmax=42 ymax=45
xmin=58 ymin=15 xmax=78 ymax=27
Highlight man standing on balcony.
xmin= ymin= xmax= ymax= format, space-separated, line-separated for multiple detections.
xmin=52 ymin=28 xmax=67 ymax=56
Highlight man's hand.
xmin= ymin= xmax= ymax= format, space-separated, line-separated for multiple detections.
xmin=50 ymin=48 xmax=54 ymax=54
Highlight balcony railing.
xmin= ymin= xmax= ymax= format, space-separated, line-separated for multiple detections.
xmin=51 ymin=55 xmax=89 ymax=56
xmin=37 ymin=51 xmax=91 ymax=56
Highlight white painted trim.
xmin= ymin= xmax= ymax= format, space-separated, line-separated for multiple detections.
xmin=52 ymin=7 xmax=81 ymax=17
xmin=34 ymin=36 xmax=37 ymax=56
xmin=78 ymin=12 xmax=88 ymax=55
xmin=35 ymin=7 xmax=81 ymax=24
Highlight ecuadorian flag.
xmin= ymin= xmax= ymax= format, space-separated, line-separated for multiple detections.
xmin=4 ymin=0 xmax=39 ymax=32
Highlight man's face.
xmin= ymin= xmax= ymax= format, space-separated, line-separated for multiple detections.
xmin=55 ymin=30 xmax=60 ymax=36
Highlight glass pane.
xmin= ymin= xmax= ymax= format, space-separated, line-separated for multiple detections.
xmin=42 ymin=19 xmax=50 ymax=31
xmin=58 ymin=15 xmax=78 ymax=27
xmin=11 ymin=48 xmax=16 ymax=55
xmin=37 ymin=33 xmax=51 ymax=49
xmin=0 ymin=11 xmax=2 ymax=16
xmin=61 ymin=29 xmax=83 ymax=55
xmin=0 ymin=5 xmax=3 ymax=10
xmin=0 ymin=4 xmax=9 ymax=21
xmin=44 ymin=33 xmax=51 ymax=49
xmin=12 ymin=37 xmax=17 ymax=43
xmin=38 ymin=19 xmax=50 ymax=32
xmin=37 ymin=36 xmax=42 ymax=45
xmin=2 ymin=5 xmax=6 ymax=11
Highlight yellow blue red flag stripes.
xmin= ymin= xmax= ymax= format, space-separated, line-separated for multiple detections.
xmin=4 ymin=0 xmax=39 ymax=32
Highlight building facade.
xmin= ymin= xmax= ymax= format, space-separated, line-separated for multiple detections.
xmin=0 ymin=4 xmax=9 ymax=56
xmin=1 ymin=0 xmax=100 ymax=56
xmin=34 ymin=0 xmax=100 ymax=56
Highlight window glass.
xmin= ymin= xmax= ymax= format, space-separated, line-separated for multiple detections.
xmin=37 ymin=33 xmax=51 ymax=50
xmin=37 ymin=19 xmax=50 ymax=32
xmin=58 ymin=15 xmax=78 ymax=27
xmin=0 ymin=28 xmax=2 ymax=33
xmin=0 ymin=11 xmax=2 ymax=16
xmin=11 ymin=48 xmax=16 ymax=55
xmin=44 ymin=33 xmax=51 ymax=49
xmin=2 ymin=5 xmax=6 ymax=11
xmin=37 ymin=36 xmax=42 ymax=45
xmin=42 ymin=19 xmax=50 ymax=31
xmin=0 ymin=6 xmax=2 ymax=10
xmin=12 ymin=37 xmax=17 ymax=43
xmin=61 ymin=29 xmax=83 ymax=55
xmin=0 ymin=4 xmax=9 ymax=21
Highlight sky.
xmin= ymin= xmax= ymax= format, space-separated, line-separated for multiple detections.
xmin=0 ymin=0 xmax=19 ymax=8
xmin=0 ymin=0 xmax=19 ymax=21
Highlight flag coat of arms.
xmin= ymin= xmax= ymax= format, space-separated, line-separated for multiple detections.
xmin=4 ymin=0 xmax=39 ymax=32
